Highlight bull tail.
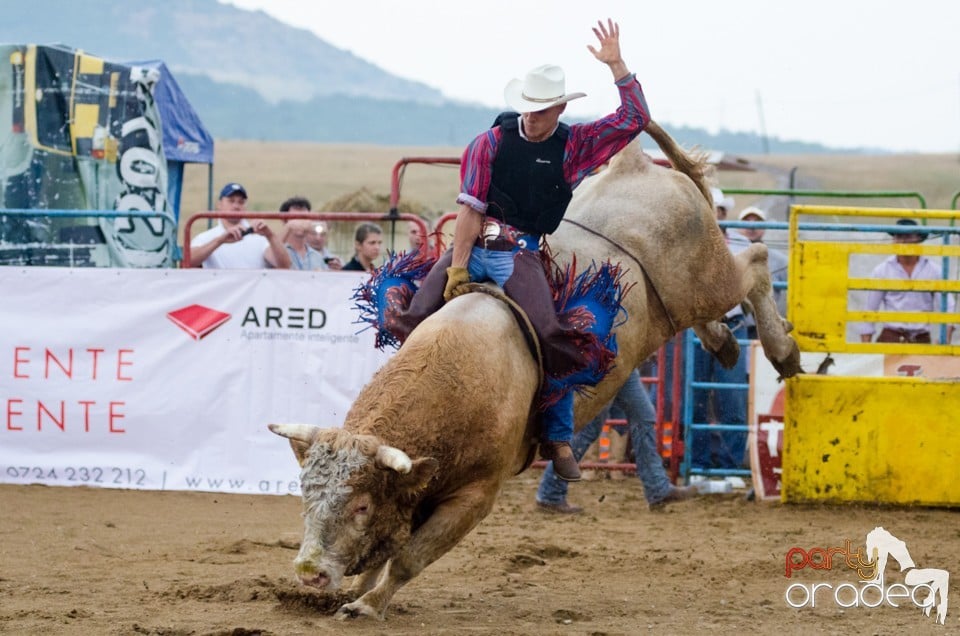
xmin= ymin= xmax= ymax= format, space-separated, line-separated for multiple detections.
xmin=644 ymin=119 xmax=712 ymax=205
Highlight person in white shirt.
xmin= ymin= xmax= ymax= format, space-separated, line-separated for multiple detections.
xmin=269 ymin=196 xmax=343 ymax=271
xmin=189 ymin=182 xmax=291 ymax=269
xmin=859 ymin=219 xmax=955 ymax=344
xmin=303 ymin=221 xmax=343 ymax=270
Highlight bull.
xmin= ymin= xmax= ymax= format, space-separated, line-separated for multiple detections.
xmin=270 ymin=121 xmax=802 ymax=620
xmin=270 ymin=289 xmax=540 ymax=619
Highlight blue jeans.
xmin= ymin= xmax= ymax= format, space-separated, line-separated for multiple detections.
xmin=537 ymin=369 xmax=673 ymax=505
xmin=466 ymin=245 xmax=515 ymax=286
xmin=691 ymin=320 xmax=748 ymax=470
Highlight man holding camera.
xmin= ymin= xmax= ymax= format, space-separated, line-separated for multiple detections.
xmin=189 ymin=182 xmax=291 ymax=269
xmin=266 ymin=196 xmax=344 ymax=270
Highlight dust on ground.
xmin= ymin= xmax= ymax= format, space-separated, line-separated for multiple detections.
xmin=1 ymin=473 xmax=956 ymax=635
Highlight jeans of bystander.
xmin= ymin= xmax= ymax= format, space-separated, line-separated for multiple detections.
xmin=536 ymin=369 xmax=673 ymax=505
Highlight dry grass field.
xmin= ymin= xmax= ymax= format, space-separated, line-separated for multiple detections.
xmin=180 ymin=141 xmax=464 ymax=218
xmin=179 ymin=141 xmax=466 ymax=255
xmin=177 ymin=138 xmax=960 ymax=258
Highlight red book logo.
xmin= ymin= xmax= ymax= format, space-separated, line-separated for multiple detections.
xmin=167 ymin=304 xmax=231 ymax=340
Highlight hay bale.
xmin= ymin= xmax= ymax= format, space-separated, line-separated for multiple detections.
xmin=317 ymin=188 xmax=435 ymax=260
xmin=319 ymin=187 xmax=430 ymax=217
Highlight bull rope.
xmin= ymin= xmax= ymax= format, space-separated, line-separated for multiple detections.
xmin=456 ymin=282 xmax=545 ymax=388
xmin=559 ymin=218 xmax=680 ymax=334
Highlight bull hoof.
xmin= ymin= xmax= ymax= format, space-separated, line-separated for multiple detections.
xmin=713 ymin=327 xmax=741 ymax=369
xmin=335 ymin=600 xmax=382 ymax=621
xmin=771 ymin=339 xmax=803 ymax=379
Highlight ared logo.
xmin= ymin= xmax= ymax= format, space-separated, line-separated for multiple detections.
xmin=167 ymin=304 xmax=231 ymax=340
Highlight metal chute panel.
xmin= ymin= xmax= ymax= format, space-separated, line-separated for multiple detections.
xmin=783 ymin=374 xmax=960 ymax=507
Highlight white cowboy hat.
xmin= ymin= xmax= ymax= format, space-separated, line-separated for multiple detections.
xmin=504 ymin=64 xmax=586 ymax=113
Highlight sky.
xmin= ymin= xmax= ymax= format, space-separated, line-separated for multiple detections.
xmin=224 ymin=0 xmax=960 ymax=153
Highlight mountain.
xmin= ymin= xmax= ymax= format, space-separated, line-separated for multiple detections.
xmin=173 ymin=72 xmax=503 ymax=146
xmin=0 ymin=0 xmax=865 ymax=152
xmin=0 ymin=0 xmax=443 ymax=105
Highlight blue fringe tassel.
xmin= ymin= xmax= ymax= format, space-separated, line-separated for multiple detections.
xmin=539 ymin=256 xmax=631 ymax=410
xmin=352 ymin=249 xmax=436 ymax=350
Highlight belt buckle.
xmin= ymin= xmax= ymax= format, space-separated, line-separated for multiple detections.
xmin=481 ymin=221 xmax=502 ymax=241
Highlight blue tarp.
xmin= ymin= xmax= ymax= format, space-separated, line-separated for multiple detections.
xmin=127 ymin=60 xmax=214 ymax=165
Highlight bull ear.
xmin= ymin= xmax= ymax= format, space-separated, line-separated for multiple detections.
xmin=268 ymin=423 xmax=321 ymax=466
xmin=399 ymin=457 xmax=439 ymax=500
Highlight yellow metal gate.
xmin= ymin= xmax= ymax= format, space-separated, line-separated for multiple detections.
xmin=782 ymin=205 xmax=960 ymax=506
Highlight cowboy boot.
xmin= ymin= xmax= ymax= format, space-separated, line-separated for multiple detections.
xmin=540 ymin=441 xmax=581 ymax=482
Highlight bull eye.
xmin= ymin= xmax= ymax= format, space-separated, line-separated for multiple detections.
xmin=354 ymin=504 xmax=369 ymax=516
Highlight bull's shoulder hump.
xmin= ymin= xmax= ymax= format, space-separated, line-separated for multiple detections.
xmin=439 ymin=292 xmax=517 ymax=325
xmin=409 ymin=292 xmax=524 ymax=344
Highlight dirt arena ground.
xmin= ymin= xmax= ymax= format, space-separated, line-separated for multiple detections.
xmin=1 ymin=473 xmax=956 ymax=635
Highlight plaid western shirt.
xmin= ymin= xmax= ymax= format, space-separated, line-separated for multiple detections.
xmin=457 ymin=73 xmax=650 ymax=213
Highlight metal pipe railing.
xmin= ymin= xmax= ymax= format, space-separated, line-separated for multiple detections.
xmin=722 ymin=188 xmax=927 ymax=209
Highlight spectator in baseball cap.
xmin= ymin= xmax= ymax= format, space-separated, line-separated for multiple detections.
xmin=219 ymin=182 xmax=247 ymax=200
xmin=737 ymin=206 xmax=767 ymax=244
xmin=710 ymin=187 xmax=735 ymax=216
xmin=188 ymin=182 xmax=291 ymax=269
xmin=736 ymin=206 xmax=788 ymax=336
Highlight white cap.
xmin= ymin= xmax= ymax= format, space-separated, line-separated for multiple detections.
xmin=710 ymin=187 xmax=735 ymax=211
xmin=738 ymin=206 xmax=767 ymax=221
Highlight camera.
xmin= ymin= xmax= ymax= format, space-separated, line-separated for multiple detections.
xmin=240 ymin=227 xmax=254 ymax=237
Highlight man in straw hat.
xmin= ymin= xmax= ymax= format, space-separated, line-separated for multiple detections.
xmin=859 ymin=218 xmax=955 ymax=344
xmin=394 ymin=19 xmax=651 ymax=481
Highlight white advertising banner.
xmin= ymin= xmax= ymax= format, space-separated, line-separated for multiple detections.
xmin=0 ymin=267 xmax=392 ymax=495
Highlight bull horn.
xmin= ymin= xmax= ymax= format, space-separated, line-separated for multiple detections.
xmin=375 ymin=445 xmax=412 ymax=474
xmin=268 ymin=423 xmax=320 ymax=443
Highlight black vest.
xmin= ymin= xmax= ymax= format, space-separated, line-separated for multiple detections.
xmin=486 ymin=115 xmax=572 ymax=235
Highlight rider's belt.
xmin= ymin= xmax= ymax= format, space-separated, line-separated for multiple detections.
xmin=878 ymin=327 xmax=931 ymax=344
xmin=475 ymin=219 xmax=540 ymax=252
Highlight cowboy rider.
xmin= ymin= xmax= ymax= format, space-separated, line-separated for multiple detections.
xmin=393 ymin=18 xmax=651 ymax=481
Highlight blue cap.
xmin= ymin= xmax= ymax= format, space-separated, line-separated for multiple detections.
xmin=219 ymin=182 xmax=247 ymax=199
